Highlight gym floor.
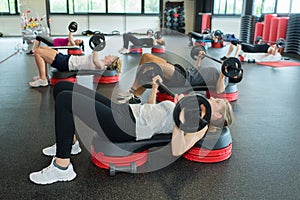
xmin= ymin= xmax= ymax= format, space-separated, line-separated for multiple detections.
xmin=1 ymin=35 xmax=300 ymax=200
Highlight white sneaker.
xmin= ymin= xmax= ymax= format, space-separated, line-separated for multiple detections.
xmin=33 ymin=75 xmax=49 ymax=81
xmin=119 ymin=48 xmax=130 ymax=54
xmin=29 ymin=78 xmax=48 ymax=87
xmin=117 ymin=90 xmax=132 ymax=98
xmin=29 ymin=158 xmax=77 ymax=185
xmin=42 ymin=141 xmax=82 ymax=156
xmin=32 ymin=75 xmax=40 ymax=81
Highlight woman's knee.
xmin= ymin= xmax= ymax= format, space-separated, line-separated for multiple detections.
xmin=55 ymin=91 xmax=73 ymax=110
xmin=53 ymin=81 xmax=74 ymax=99
xmin=140 ymin=53 xmax=155 ymax=64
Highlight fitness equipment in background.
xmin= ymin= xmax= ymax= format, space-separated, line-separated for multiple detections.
xmin=82 ymin=30 xmax=120 ymax=36
xmin=190 ymin=45 xmax=243 ymax=79
xmin=285 ymin=14 xmax=300 ymax=55
xmin=239 ymin=15 xmax=257 ymax=44
xmin=136 ymin=62 xmax=212 ymax=133
xmin=128 ymin=30 xmax=165 ymax=54
xmin=164 ymin=1 xmax=185 ymax=33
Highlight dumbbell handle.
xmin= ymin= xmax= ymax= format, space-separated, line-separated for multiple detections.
xmin=202 ymin=54 xmax=222 ymax=64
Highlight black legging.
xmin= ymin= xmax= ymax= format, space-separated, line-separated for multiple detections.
xmin=35 ymin=35 xmax=54 ymax=46
xmin=54 ymin=81 xmax=136 ymax=158
xmin=123 ymin=33 xmax=153 ymax=49
xmin=231 ymin=40 xmax=270 ymax=53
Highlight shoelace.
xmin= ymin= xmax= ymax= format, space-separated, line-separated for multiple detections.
xmin=41 ymin=164 xmax=54 ymax=174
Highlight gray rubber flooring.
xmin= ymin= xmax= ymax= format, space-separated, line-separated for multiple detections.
xmin=0 ymin=36 xmax=300 ymax=200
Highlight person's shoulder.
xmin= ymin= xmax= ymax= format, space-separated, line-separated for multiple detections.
xmin=159 ymin=100 xmax=175 ymax=109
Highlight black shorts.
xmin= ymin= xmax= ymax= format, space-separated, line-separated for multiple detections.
xmin=51 ymin=53 xmax=70 ymax=71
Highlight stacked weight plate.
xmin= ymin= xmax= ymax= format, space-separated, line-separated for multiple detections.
xmin=164 ymin=1 xmax=185 ymax=33
xmin=239 ymin=15 xmax=257 ymax=44
xmin=284 ymin=14 xmax=300 ymax=55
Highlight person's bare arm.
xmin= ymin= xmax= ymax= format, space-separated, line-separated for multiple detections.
xmin=171 ymin=125 xmax=208 ymax=156
xmin=92 ymin=51 xmax=105 ymax=69
xmin=216 ymin=72 xmax=226 ymax=94
xmin=68 ymin=32 xmax=76 ymax=46
xmin=148 ymin=75 xmax=162 ymax=104
xmin=194 ymin=51 xmax=205 ymax=68
xmin=266 ymin=44 xmax=278 ymax=56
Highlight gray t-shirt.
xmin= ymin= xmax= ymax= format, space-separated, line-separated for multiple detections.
xmin=186 ymin=66 xmax=229 ymax=87
xmin=129 ymin=101 xmax=175 ymax=141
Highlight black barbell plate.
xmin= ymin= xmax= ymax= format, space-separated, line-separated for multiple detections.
xmin=213 ymin=30 xmax=223 ymax=38
xmin=221 ymin=57 xmax=242 ymax=78
xmin=68 ymin=21 xmax=78 ymax=32
xmin=154 ymin=31 xmax=162 ymax=39
xmin=89 ymin=33 xmax=106 ymax=51
xmin=173 ymin=94 xmax=211 ymax=132
xmin=147 ymin=29 xmax=154 ymax=37
xmin=190 ymin=45 xmax=207 ymax=60
xmin=136 ymin=62 xmax=164 ymax=86
xmin=276 ymin=38 xmax=286 ymax=48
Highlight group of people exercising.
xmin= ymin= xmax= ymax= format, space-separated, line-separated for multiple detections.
xmin=28 ymin=28 xmax=280 ymax=185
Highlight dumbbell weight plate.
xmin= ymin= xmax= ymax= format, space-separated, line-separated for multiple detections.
xmin=68 ymin=21 xmax=78 ymax=32
xmin=173 ymin=95 xmax=211 ymax=132
xmin=276 ymin=38 xmax=286 ymax=48
xmin=154 ymin=31 xmax=162 ymax=39
xmin=89 ymin=33 xmax=106 ymax=51
xmin=190 ymin=45 xmax=207 ymax=60
xmin=147 ymin=29 xmax=154 ymax=37
xmin=221 ymin=57 xmax=242 ymax=78
xmin=136 ymin=62 xmax=164 ymax=85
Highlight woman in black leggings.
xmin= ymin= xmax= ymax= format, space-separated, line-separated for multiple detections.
xmin=220 ymin=39 xmax=279 ymax=60
xmin=27 ymin=31 xmax=84 ymax=55
xmin=29 ymin=80 xmax=234 ymax=185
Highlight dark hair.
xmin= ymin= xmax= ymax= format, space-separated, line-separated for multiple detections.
xmin=79 ymin=41 xmax=84 ymax=52
xmin=255 ymin=36 xmax=263 ymax=44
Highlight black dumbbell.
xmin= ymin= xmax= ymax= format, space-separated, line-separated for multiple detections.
xmin=68 ymin=21 xmax=78 ymax=32
xmin=190 ymin=45 xmax=243 ymax=79
xmin=276 ymin=38 xmax=286 ymax=49
xmin=89 ymin=33 xmax=106 ymax=51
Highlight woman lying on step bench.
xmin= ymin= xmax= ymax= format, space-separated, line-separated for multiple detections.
xmin=28 ymin=46 xmax=122 ymax=87
xmin=29 ymin=79 xmax=234 ymax=185
xmin=118 ymin=52 xmax=243 ymax=104
xmin=27 ymin=31 xmax=84 ymax=55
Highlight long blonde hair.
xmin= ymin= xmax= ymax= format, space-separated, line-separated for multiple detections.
xmin=107 ymin=57 xmax=122 ymax=73
xmin=208 ymin=100 xmax=234 ymax=131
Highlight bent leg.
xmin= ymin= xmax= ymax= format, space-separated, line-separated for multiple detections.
xmin=53 ymin=81 xmax=111 ymax=108
xmin=55 ymin=90 xmax=136 ymax=158
xmin=36 ymin=35 xmax=54 ymax=46
xmin=34 ymin=46 xmax=58 ymax=80
xmin=225 ymin=43 xmax=235 ymax=57
xmin=123 ymin=33 xmax=141 ymax=49
xmin=132 ymin=53 xmax=176 ymax=97
xmin=234 ymin=44 xmax=242 ymax=57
